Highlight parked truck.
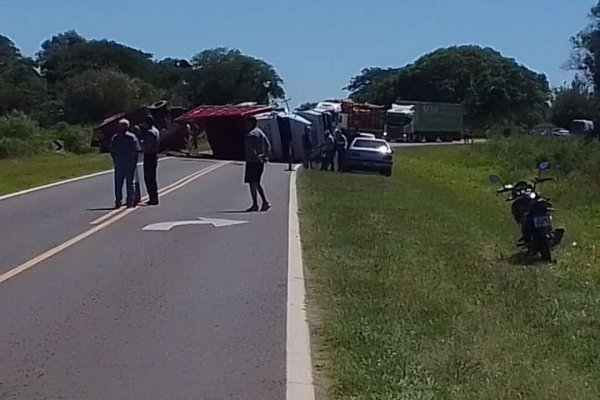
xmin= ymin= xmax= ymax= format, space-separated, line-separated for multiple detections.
xmin=384 ymin=101 xmax=464 ymax=142
xmin=339 ymin=100 xmax=385 ymax=137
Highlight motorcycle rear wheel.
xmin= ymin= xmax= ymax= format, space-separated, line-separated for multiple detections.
xmin=539 ymin=240 xmax=552 ymax=262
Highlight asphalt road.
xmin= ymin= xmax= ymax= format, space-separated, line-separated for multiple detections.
xmin=0 ymin=158 xmax=290 ymax=399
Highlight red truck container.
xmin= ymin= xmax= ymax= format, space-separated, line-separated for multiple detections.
xmin=339 ymin=100 xmax=385 ymax=137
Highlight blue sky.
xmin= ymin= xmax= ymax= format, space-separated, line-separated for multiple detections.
xmin=0 ymin=0 xmax=596 ymax=106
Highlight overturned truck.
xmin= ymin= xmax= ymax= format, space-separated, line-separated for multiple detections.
xmin=95 ymin=100 xmax=188 ymax=153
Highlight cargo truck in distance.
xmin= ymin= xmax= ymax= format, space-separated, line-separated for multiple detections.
xmin=339 ymin=100 xmax=385 ymax=137
xmin=384 ymin=101 xmax=464 ymax=142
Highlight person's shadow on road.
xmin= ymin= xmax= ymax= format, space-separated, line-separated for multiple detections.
xmin=86 ymin=207 xmax=116 ymax=212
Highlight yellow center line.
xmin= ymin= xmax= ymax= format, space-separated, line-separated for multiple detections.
xmin=90 ymin=164 xmax=221 ymax=225
xmin=0 ymin=162 xmax=227 ymax=285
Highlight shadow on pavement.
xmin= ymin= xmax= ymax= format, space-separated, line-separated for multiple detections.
xmin=86 ymin=207 xmax=116 ymax=212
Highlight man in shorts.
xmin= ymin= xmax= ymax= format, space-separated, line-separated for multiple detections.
xmin=244 ymin=116 xmax=271 ymax=212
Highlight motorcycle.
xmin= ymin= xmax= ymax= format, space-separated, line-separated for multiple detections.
xmin=489 ymin=162 xmax=565 ymax=262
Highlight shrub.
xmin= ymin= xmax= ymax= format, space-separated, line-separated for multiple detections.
xmin=0 ymin=114 xmax=97 ymax=158
xmin=0 ymin=114 xmax=46 ymax=158
xmin=46 ymin=122 xmax=94 ymax=154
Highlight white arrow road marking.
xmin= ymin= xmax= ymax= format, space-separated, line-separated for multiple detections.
xmin=142 ymin=217 xmax=248 ymax=232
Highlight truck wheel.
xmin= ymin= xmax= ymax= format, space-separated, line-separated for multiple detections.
xmin=381 ymin=168 xmax=392 ymax=177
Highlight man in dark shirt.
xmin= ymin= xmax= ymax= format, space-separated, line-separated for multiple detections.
xmin=302 ymin=125 xmax=313 ymax=169
xmin=244 ymin=116 xmax=271 ymax=212
xmin=110 ymin=119 xmax=141 ymax=208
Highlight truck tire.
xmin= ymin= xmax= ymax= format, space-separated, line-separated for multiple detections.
xmin=382 ymin=168 xmax=392 ymax=177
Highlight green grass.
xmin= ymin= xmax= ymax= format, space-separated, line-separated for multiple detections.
xmin=298 ymin=146 xmax=600 ymax=400
xmin=0 ymin=152 xmax=112 ymax=195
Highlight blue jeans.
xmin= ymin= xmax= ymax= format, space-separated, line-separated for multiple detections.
xmin=114 ymin=163 xmax=136 ymax=206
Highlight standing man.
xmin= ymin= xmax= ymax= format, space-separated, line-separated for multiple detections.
xmin=131 ymin=125 xmax=143 ymax=205
xmin=334 ymin=128 xmax=348 ymax=171
xmin=244 ymin=116 xmax=271 ymax=212
xmin=110 ymin=119 xmax=140 ymax=208
xmin=302 ymin=125 xmax=313 ymax=169
xmin=141 ymin=115 xmax=160 ymax=206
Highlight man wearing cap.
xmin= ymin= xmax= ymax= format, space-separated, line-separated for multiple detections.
xmin=110 ymin=119 xmax=141 ymax=208
xmin=141 ymin=115 xmax=160 ymax=206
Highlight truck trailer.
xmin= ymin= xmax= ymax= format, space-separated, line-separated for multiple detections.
xmin=384 ymin=101 xmax=464 ymax=142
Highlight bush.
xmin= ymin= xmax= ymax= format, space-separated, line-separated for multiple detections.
xmin=46 ymin=122 xmax=94 ymax=154
xmin=0 ymin=114 xmax=46 ymax=158
xmin=0 ymin=114 xmax=96 ymax=158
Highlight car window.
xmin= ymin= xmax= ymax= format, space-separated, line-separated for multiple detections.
xmin=353 ymin=139 xmax=388 ymax=149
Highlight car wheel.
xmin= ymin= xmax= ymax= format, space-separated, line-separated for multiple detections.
xmin=382 ymin=168 xmax=392 ymax=177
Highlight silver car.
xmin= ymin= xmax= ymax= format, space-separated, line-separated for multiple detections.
xmin=343 ymin=137 xmax=394 ymax=177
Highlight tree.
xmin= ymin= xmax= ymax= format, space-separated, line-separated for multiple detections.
xmin=62 ymin=69 xmax=164 ymax=123
xmin=186 ymin=48 xmax=285 ymax=105
xmin=0 ymin=35 xmax=47 ymax=115
xmin=152 ymin=58 xmax=192 ymax=89
xmin=345 ymin=67 xmax=400 ymax=105
xmin=36 ymin=30 xmax=86 ymax=64
xmin=37 ymin=31 xmax=155 ymax=85
xmin=347 ymin=46 xmax=550 ymax=128
xmin=551 ymin=85 xmax=598 ymax=128
xmin=570 ymin=2 xmax=600 ymax=94
xmin=151 ymin=58 xmax=193 ymax=106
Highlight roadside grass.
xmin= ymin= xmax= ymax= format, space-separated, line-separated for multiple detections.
xmin=298 ymin=146 xmax=600 ymax=399
xmin=0 ymin=152 xmax=112 ymax=195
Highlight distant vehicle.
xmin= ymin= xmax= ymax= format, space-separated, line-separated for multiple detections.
xmin=315 ymin=101 xmax=342 ymax=114
xmin=533 ymin=125 xmax=570 ymax=137
xmin=357 ymin=132 xmax=376 ymax=139
xmin=570 ymin=119 xmax=594 ymax=137
xmin=384 ymin=101 xmax=464 ymax=143
xmin=552 ymin=128 xmax=570 ymax=137
xmin=339 ymin=100 xmax=386 ymax=137
xmin=343 ymin=137 xmax=393 ymax=177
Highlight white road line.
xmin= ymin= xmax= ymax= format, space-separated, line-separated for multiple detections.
xmin=287 ymin=168 xmax=316 ymax=400
xmin=0 ymin=162 xmax=227 ymax=285
xmin=0 ymin=156 xmax=174 ymax=202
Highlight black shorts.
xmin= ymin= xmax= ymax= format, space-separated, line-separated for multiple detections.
xmin=244 ymin=162 xmax=265 ymax=183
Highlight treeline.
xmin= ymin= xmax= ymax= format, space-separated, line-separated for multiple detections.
xmin=344 ymin=1 xmax=600 ymax=133
xmin=0 ymin=30 xmax=285 ymax=158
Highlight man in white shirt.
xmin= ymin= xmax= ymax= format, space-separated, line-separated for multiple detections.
xmin=141 ymin=115 xmax=160 ymax=205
